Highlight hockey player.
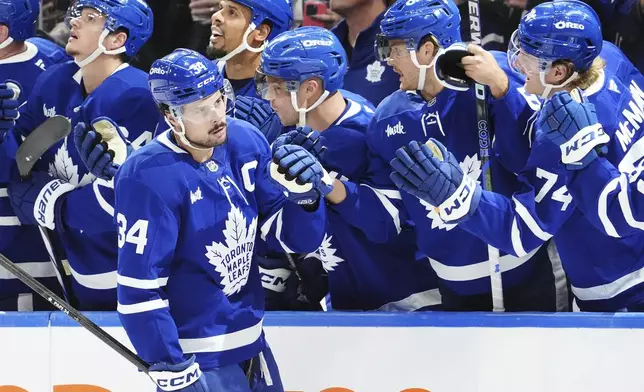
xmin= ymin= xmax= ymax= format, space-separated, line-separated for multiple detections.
xmin=115 ymin=49 xmax=328 ymax=392
xmin=207 ymin=0 xmax=292 ymax=99
xmin=330 ymin=0 xmax=562 ymax=311
xmin=0 ymin=0 xmax=69 ymax=311
xmin=390 ymin=0 xmax=644 ymax=311
xmin=206 ymin=0 xmax=293 ymax=144
xmin=3 ymin=0 xmax=158 ymax=310
xmin=256 ymin=26 xmax=441 ymax=311
xmin=330 ymin=0 xmax=400 ymax=106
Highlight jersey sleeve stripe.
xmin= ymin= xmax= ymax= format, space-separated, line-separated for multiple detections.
xmin=68 ymin=265 xmax=117 ymax=290
xmin=117 ymin=298 xmax=169 ymax=315
xmin=598 ymin=176 xmax=621 ymax=238
xmin=618 ymin=174 xmax=644 ymax=232
xmin=512 ymin=196 xmax=554 ymax=241
xmin=117 ymin=274 xmax=169 ymax=290
xmin=360 ymin=184 xmax=402 ymax=234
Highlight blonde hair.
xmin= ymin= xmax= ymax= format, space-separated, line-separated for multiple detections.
xmin=554 ymin=56 xmax=606 ymax=91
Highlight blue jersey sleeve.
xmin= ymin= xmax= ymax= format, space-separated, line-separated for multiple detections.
xmin=457 ymin=140 xmax=575 ymax=257
xmin=252 ymin=130 xmax=327 ymax=254
xmin=114 ymin=174 xmax=185 ymax=365
xmin=566 ymin=155 xmax=644 ymax=238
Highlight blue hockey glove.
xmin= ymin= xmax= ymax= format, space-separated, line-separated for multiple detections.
xmin=390 ymin=139 xmax=481 ymax=223
xmin=269 ymin=144 xmax=333 ymax=206
xmin=73 ymin=117 xmax=131 ymax=180
xmin=272 ymin=125 xmax=326 ymax=160
xmin=7 ymin=171 xmax=75 ymax=230
xmin=537 ymin=89 xmax=609 ymax=170
xmin=149 ymin=355 xmax=209 ymax=392
xmin=233 ymin=96 xmax=284 ymax=144
xmin=0 ymin=81 xmax=21 ymax=137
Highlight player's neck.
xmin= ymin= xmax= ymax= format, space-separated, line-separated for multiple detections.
xmin=173 ymin=131 xmax=214 ymax=163
xmin=0 ymin=41 xmax=27 ymax=60
xmin=225 ymin=49 xmax=261 ymax=80
xmin=341 ymin=0 xmax=386 ymax=47
xmin=420 ymin=75 xmax=445 ymax=102
xmin=81 ymin=55 xmax=125 ymax=94
xmin=305 ymin=92 xmax=347 ymax=132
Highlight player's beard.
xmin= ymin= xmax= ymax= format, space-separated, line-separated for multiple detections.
xmin=192 ymin=120 xmax=228 ymax=149
xmin=206 ymin=44 xmax=229 ymax=60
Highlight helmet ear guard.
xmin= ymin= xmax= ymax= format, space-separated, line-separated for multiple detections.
xmin=433 ymin=43 xmax=474 ymax=91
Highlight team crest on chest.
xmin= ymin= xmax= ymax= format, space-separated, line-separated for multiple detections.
xmin=49 ymin=138 xmax=94 ymax=186
xmin=205 ymin=205 xmax=257 ymax=296
xmin=366 ymin=60 xmax=385 ymax=83
xmin=305 ymin=233 xmax=345 ymax=272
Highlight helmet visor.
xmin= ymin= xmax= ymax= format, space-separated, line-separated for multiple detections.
xmin=507 ymin=30 xmax=553 ymax=76
xmin=255 ymin=68 xmax=298 ymax=100
xmin=181 ymin=79 xmax=235 ymax=123
xmin=65 ymin=1 xmax=106 ymax=31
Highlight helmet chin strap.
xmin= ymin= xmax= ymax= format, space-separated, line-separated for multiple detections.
xmin=218 ymin=23 xmax=267 ymax=62
xmin=75 ymin=28 xmax=126 ymax=68
xmin=538 ymin=70 xmax=579 ymax=99
xmin=0 ymin=37 xmax=14 ymax=50
xmin=410 ymin=50 xmax=436 ymax=91
xmin=168 ymin=109 xmax=213 ymax=152
xmin=290 ymin=90 xmax=330 ymax=127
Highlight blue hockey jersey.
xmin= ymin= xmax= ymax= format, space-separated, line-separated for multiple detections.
xmin=216 ymin=60 xmax=260 ymax=99
xmin=262 ymin=92 xmax=441 ymax=311
xmin=0 ymin=38 xmax=69 ymax=310
xmin=9 ymin=61 xmax=159 ymax=310
xmin=331 ymin=12 xmax=400 ymax=107
xmin=332 ymin=52 xmax=560 ymax=309
xmin=457 ymin=67 xmax=644 ymax=311
xmin=555 ymin=71 xmax=644 ymax=239
xmin=114 ymin=120 xmax=326 ymax=369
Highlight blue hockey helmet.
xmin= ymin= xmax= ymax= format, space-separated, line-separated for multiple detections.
xmin=0 ymin=0 xmax=39 ymax=42
xmin=232 ymin=0 xmax=293 ymax=41
xmin=149 ymin=49 xmax=227 ymax=108
xmin=511 ymin=0 xmax=602 ymax=73
xmin=257 ymin=27 xmax=348 ymax=95
xmin=68 ymin=0 xmax=154 ymax=57
xmin=376 ymin=0 xmax=461 ymax=61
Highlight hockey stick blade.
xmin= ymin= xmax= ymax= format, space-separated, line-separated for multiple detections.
xmin=16 ymin=115 xmax=71 ymax=178
xmin=0 ymin=251 xmax=151 ymax=373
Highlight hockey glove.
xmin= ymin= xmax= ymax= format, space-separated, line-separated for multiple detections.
xmin=233 ymin=96 xmax=284 ymax=144
xmin=390 ymin=139 xmax=481 ymax=223
xmin=74 ymin=117 xmax=132 ymax=180
xmin=149 ymin=355 xmax=209 ymax=392
xmin=7 ymin=171 xmax=74 ymax=230
xmin=0 ymin=81 xmax=21 ymax=137
xmin=272 ymin=125 xmax=326 ymax=160
xmin=538 ymin=89 xmax=609 ymax=170
xmin=269 ymin=144 xmax=333 ymax=206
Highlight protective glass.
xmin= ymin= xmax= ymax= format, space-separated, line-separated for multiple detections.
xmin=375 ymin=34 xmax=413 ymax=62
xmin=65 ymin=2 xmax=106 ymax=31
xmin=507 ymin=30 xmax=552 ymax=76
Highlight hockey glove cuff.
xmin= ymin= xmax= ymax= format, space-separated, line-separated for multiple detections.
xmin=538 ymin=89 xmax=609 ymax=170
xmin=390 ymin=139 xmax=481 ymax=223
xmin=269 ymin=145 xmax=333 ymax=206
xmin=149 ymin=355 xmax=208 ymax=392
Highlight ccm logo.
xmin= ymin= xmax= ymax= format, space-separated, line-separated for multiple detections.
xmin=554 ymin=21 xmax=584 ymax=30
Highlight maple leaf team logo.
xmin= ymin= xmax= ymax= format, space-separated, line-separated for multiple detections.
xmin=366 ymin=60 xmax=385 ymax=83
xmin=205 ymin=206 xmax=257 ymax=296
xmin=421 ymin=154 xmax=482 ymax=231
xmin=49 ymin=139 xmax=95 ymax=187
xmin=305 ymin=234 xmax=345 ymax=272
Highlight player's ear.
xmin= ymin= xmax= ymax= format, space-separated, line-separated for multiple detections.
xmin=106 ymin=30 xmax=128 ymax=53
xmin=552 ymin=62 xmax=573 ymax=84
xmin=417 ymin=39 xmax=436 ymax=66
xmin=0 ymin=25 xmax=9 ymax=43
xmin=251 ymin=23 xmax=271 ymax=46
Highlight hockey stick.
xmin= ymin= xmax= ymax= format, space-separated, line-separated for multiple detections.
xmin=468 ymin=0 xmax=505 ymax=311
xmin=0 ymin=251 xmax=150 ymax=373
xmin=14 ymin=115 xmax=78 ymax=307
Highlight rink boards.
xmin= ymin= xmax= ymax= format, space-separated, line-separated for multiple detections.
xmin=0 ymin=311 xmax=643 ymax=392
